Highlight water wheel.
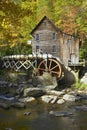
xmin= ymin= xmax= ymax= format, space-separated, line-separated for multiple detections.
xmin=37 ymin=58 xmax=62 ymax=78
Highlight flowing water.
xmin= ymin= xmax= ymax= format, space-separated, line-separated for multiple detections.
xmin=0 ymin=100 xmax=87 ymax=130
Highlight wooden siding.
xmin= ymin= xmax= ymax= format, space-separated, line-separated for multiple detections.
xmin=31 ymin=16 xmax=79 ymax=66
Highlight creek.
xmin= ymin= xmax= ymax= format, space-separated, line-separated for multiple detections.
xmin=0 ymin=99 xmax=87 ymax=130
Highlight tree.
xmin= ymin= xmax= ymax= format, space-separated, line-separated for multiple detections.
xmin=0 ymin=0 xmax=37 ymax=55
xmin=53 ymin=0 xmax=87 ymax=39
xmin=36 ymin=0 xmax=53 ymax=21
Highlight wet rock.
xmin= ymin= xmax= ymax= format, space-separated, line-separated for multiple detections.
xmin=0 ymin=81 xmax=8 ymax=86
xmin=63 ymin=94 xmax=81 ymax=102
xmin=5 ymin=128 xmax=13 ymax=130
xmin=80 ymin=73 xmax=87 ymax=84
xmin=74 ymin=105 xmax=87 ymax=111
xmin=46 ymin=90 xmax=65 ymax=96
xmin=0 ymin=86 xmax=9 ymax=94
xmin=0 ymin=103 xmax=9 ymax=109
xmin=32 ymin=72 xmax=57 ymax=90
xmin=58 ymin=67 xmax=76 ymax=88
xmin=11 ymin=102 xmax=26 ymax=108
xmin=57 ymin=99 xmax=65 ymax=104
xmin=24 ymin=112 xmax=31 ymax=116
xmin=49 ymin=110 xmax=73 ymax=117
xmin=19 ymin=97 xmax=35 ymax=103
xmin=0 ymin=95 xmax=15 ymax=101
xmin=24 ymin=88 xmax=45 ymax=98
xmin=78 ymin=94 xmax=87 ymax=100
xmin=41 ymin=95 xmax=58 ymax=103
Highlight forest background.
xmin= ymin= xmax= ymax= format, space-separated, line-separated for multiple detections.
xmin=0 ymin=0 xmax=87 ymax=60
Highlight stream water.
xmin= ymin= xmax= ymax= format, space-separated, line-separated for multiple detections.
xmin=0 ymin=100 xmax=87 ymax=130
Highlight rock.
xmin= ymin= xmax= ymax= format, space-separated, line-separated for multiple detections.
xmin=57 ymin=99 xmax=65 ymax=104
xmin=32 ymin=72 xmax=58 ymax=90
xmin=42 ymin=73 xmax=58 ymax=90
xmin=0 ymin=81 xmax=8 ymax=86
xmin=23 ymin=88 xmax=45 ymax=98
xmin=49 ymin=110 xmax=73 ymax=117
xmin=41 ymin=95 xmax=58 ymax=103
xmin=0 ymin=103 xmax=10 ymax=109
xmin=19 ymin=97 xmax=35 ymax=103
xmin=0 ymin=95 xmax=15 ymax=101
xmin=5 ymin=128 xmax=13 ymax=130
xmin=32 ymin=76 xmax=44 ymax=87
xmin=63 ymin=94 xmax=80 ymax=102
xmin=74 ymin=105 xmax=87 ymax=111
xmin=58 ymin=67 xmax=76 ymax=88
xmin=11 ymin=102 xmax=26 ymax=108
xmin=80 ymin=73 xmax=87 ymax=84
xmin=24 ymin=112 xmax=31 ymax=116
xmin=16 ymin=87 xmax=24 ymax=95
xmin=46 ymin=90 xmax=65 ymax=96
xmin=78 ymin=94 xmax=87 ymax=100
xmin=0 ymin=86 xmax=9 ymax=94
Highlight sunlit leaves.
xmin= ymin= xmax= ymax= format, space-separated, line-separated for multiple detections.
xmin=53 ymin=0 xmax=87 ymax=38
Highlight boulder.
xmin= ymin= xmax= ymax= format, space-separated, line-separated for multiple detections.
xmin=58 ymin=67 xmax=76 ymax=88
xmin=57 ymin=99 xmax=65 ymax=104
xmin=19 ymin=97 xmax=35 ymax=103
xmin=63 ymin=94 xmax=80 ymax=102
xmin=0 ymin=95 xmax=15 ymax=101
xmin=41 ymin=95 xmax=58 ymax=103
xmin=46 ymin=90 xmax=65 ymax=96
xmin=80 ymin=73 xmax=87 ymax=84
xmin=32 ymin=72 xmax=58 ymax=90
xmin=23 ymin=88 xmax=45 ymax=98
xmin=0 ymin=103 xmax=10 ymax=109
xmin=11 ymin=102 xmax=26 ymax=108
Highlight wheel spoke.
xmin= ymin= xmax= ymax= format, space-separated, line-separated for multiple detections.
xmin=51 ymin=70 xmax=60 ymax=74
xmin=49 ymin=60 xmax=52 ymax=69
xmin=38 ymin=68 xmax=46 ymax=71
xmin=50 ymin=65 xmax=58 ymax=71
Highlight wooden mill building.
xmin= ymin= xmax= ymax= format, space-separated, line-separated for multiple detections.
xmin=31 ymin=16 xmax=80 ymax=66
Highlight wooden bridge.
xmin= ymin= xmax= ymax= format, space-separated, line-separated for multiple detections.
xmin=2 ymin=54 xmax=63 ymax=79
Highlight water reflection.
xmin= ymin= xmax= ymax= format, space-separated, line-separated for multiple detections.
xmin=0 ymin=101 xmax=87 ymax=130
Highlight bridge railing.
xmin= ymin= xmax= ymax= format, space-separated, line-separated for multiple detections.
xmin=2 ymin=54 xmax=53 ymax=71
xmin=68 ymin=59 xmax=85 ymax=67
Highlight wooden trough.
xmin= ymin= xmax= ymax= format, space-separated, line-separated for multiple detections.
xmin=2 ymin=54 xmax=63 ymax=79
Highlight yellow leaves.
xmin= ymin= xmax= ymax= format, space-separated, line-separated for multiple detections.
xmin=1 ymin=19 xmax=10 ymax=29
xmin=2 ymin=20 xmax=7 ymax=29
xmin=21 ymin=1 xmax=35 ymax=11
xmin=55 ymin=20 xmax=62 ymax=26
xmin=0 ymin=11 xmax=5 ymax=17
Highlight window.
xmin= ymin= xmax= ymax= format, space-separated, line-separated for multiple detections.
xmin=52 ymin=32 xmax=56 ymax=40
xmin=52 ymin=45 xmax=56 ymax=53
xmin=36 ymin=34 xmax=39 ymax=40
xmin=36 ymin=45 xmax=39 ymax=53
xmin=36 ymin=45 xmax=39 ymax=50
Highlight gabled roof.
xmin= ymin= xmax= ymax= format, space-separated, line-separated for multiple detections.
xmin=30 ymin=16 xmax=62 ymax=35
xmin=30 ymin=16 xmax=78 ymax=38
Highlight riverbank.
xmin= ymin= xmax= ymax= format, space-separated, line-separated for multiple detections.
xmin=1 ymin=70 xmax=87 ymax=130
xmin=0 ymin=71 xmax=87 ymax=109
